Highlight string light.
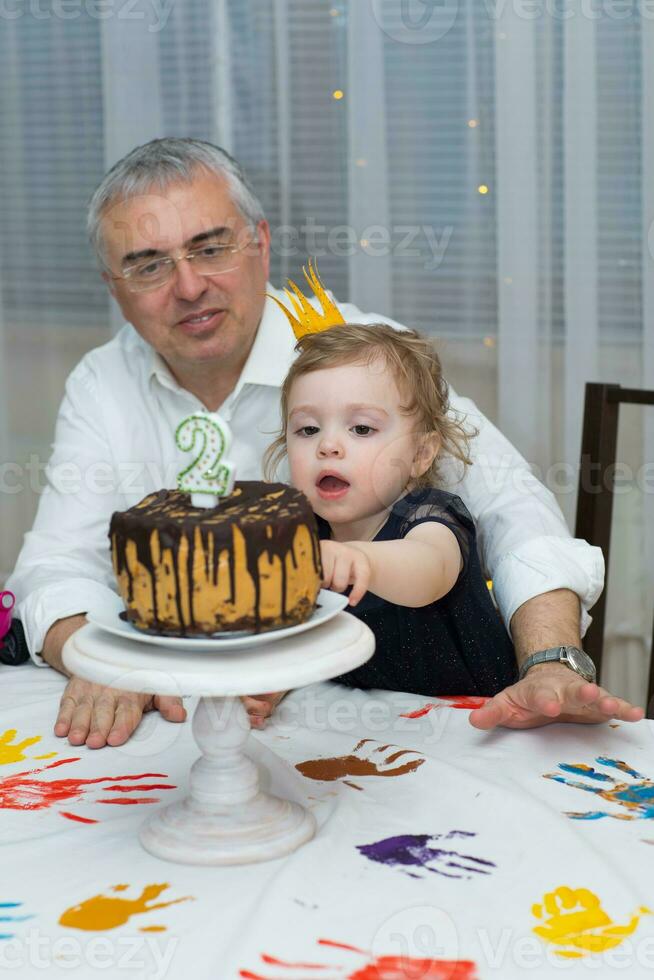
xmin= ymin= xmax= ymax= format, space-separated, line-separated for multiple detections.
xmin=478 ymin=184 xmax=489 ymax=195
xmin=483 ymin=336 xmax=496 ymax=348
xmin=356 ymin=158 xmax=367 ymax=167
xmin=332 ymin=89 xmax=344 ymax=101
xmin=329 ymin=7 xmax=339 ymax=14
xmin=503 ymin=276 xmax=513 ymax=285
xmin=468 ymin=119 xmax=479 ymax=128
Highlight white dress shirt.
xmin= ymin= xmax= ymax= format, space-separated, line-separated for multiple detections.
xmin=7 ymin=285 xmax=604 ymax=664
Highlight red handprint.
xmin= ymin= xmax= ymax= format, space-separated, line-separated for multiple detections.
xmin=0 ymin=757 xmax=175 ymax=823
xmin=240 ymin=938 xmax=478 ymax=979
xmin=400 ymin=696 xmax=489 ymax=719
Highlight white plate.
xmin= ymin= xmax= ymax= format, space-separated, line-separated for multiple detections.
xmin=87 ymin=590 xmax=349 ymax=652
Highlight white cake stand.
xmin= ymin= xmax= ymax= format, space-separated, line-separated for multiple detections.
xmin=63 ymin=611 xmax=374 ymax=866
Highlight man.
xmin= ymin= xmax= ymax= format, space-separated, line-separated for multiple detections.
xmin=7 ymin=138 xmax=643 ymax=749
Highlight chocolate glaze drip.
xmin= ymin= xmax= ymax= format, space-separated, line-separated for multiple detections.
xmin=109 ymin=482 xmax=322 ymax=636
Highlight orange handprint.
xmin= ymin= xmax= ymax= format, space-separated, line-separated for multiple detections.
xmin=59 ymin=883 xmax=193 ymax=931
xmin=532 ymin=886 xmax=650 ymax=957
xmin=296 ymin=738 xmax=425 ymax=782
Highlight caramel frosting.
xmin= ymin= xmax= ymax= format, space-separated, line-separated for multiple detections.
xmin=110 ymin=482 xmax=322 ymax=636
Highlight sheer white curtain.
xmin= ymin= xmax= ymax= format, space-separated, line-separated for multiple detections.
xmin=494 ymin=2 xmax=543 ymax=468
xmin=101 ymin=2 xmax=163 ymax=334
xmin=1 ymin=0 xmax=652 ymax=699
xmin=0 ymin=12 xmax=109 ymax=585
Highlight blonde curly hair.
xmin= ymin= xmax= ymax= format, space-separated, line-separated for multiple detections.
xmin=263 ymin=322 xmax=475 ymax=488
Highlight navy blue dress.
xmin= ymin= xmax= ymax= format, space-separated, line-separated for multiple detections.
xmin=316 ymin=488 xmax=518 ymax=697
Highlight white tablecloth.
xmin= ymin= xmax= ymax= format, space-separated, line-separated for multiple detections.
xmin=1 ymin=664 xmax=653 ymax=979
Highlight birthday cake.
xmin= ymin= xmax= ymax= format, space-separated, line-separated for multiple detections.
xmin=109 ymin=482 xmax=322 ymax=636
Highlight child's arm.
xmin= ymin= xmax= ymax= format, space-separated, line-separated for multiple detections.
xmin=321 ymin=523 xmax=462 ymax=608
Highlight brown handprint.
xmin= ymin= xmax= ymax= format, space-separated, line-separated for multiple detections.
xmin=59 ymin=883 xmax=193 ymax=931
xmin=296 ymin=738 xmax=425 ymax=782
xmin=532 ymin=886 xmax=650 ymax=957
xmin=0 ymin=757 xmax=175 ymax=822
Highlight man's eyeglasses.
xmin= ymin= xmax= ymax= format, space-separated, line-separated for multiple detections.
xmin=111 ymin=237 xmax=259 ymax=293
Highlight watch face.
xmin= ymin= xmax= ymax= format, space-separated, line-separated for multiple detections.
xmin=565 ymin=647 xmax=596 ymax=681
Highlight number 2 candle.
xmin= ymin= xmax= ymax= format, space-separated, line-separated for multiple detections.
xmin=176 ymin=412 xmax=236 ymax=508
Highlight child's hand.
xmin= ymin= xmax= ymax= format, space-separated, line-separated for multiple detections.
xmin=241 ymin=691 xmax=288 ymax=729
xmin=320 ymin=540 xmax=371 ymax=606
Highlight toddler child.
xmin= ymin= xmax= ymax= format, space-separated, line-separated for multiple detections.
xmin=260 ymin=322 xmax=517 ymax=700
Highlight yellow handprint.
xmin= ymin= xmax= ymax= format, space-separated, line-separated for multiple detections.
xmin=0 ymin=729 xmax=56 ymax=766
xmin=532 ymin=886 xmax=650 ymax=957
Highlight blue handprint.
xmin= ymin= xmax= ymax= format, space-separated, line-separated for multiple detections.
xmin=0 ymin=902 xmax=34 ymax=939
xmin=544 ymin=757 xmax=654 ymax=820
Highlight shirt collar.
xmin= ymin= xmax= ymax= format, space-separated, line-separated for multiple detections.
xmin=145 ymin=283 xmax=299 ymax=398
xmin=231 ymin=284 xmax=299 ymax=394
xmin=148 ymin=348 xmax=180 ymax=391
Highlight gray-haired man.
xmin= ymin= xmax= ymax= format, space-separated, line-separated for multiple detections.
xmin=7 ymin=138 xmax=643 ymax=748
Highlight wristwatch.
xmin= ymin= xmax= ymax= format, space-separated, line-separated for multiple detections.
xmin=518 ymin=646 xmax=597 ymax=683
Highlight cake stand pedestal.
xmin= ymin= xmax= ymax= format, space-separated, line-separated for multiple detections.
xmin=63 ymin=613 xmax=374 ymax=866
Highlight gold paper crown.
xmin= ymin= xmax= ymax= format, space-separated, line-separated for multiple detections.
xmin=269 ymin=258 xmax=346 ymax=340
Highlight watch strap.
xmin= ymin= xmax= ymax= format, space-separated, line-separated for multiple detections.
xmin=518 ymin=646 xmax=595 ymax=682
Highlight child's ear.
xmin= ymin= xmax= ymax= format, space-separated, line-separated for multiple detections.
xmin=411 ymin=432 xmax=441 ymax=479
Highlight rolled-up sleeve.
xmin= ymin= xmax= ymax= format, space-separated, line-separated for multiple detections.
xmin=6 ymin=364 xmax=122 ymax=664
xmin=491 ymin=537 xmax=604 ymax=638
xmin=442 ymin=391 xmax=605 ymax=638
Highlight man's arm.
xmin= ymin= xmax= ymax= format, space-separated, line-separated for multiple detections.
xmin=8 ymin=361 xmax=186 ymax=746
xmin=41 ymin=614 xmax=86 ymax=677
xmin=7 ymin=362 xmax=123 ymax=661
xmin=431 ymin=391 xmax=643 ymax=727
xmin=510 ymin=588 xmax=582 ymax=665
xmin=469 ymin=589 xmax=644 ymax=729
xmin=441 ymin=390 xmax=604 ymax=639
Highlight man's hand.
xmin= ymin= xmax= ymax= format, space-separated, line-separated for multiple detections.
xmin=469 ymin=663 xmax=644 ymax=730
xmin=55 ymin=678 xmax=187 ymax=748
xmin=41 ymin=614 xmax=186 ymax=748
xmin=320 ymin=540 xmax=371 ymax=606
xmin=483 ymin=588 xmax=644 ymax=729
